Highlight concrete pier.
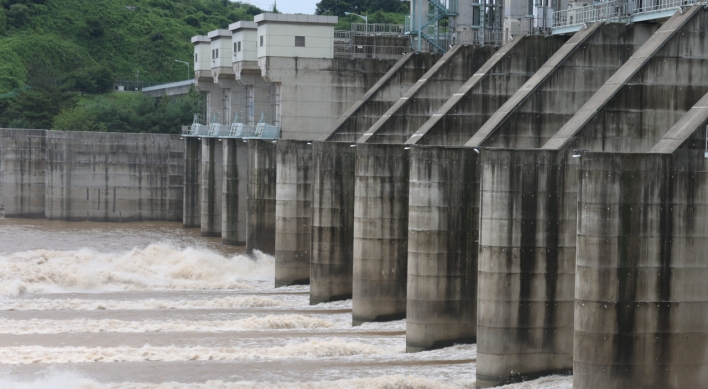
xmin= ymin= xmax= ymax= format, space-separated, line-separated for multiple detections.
xmin=222 ymin=139 xmax=249 ymax=245
xmin=44 ymin=131 xmax=183 ymax=222
xmin=201 ymin=138 xmax=223 ymax=237
xmin=183 ymin=136 xmax=201 ymax=228
xmin=576 ymin=150 xmax=708 ymax=388
xmin=0 ymin=129 xmax=46 ymax=218
xmin=275 ymin=140 xmax=312 ymax=287
xmin=352 ymin=143 xmax=409 ymax=325
xmin=476 ymin=149 xmax=575 ymax=387
xmin=406 ymin=146 xmax=479 ymax=352
xmin=310 ymin=141 xmax=356 ymax=304
xmin=247 ymin=140 xmax=277 ymax=255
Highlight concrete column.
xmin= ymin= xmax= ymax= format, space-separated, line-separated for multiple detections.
xmin=0 ymin=129 xmax=46 ymax=218
xmin=183 ymin=137 xmax=201 ymax=228
xmin=247 ymin=140 xmax=277 ymax=255
xmin=275 ymin=140 xmax=312 ymax=287
xmin=310 ymin=141 xmax=356 ymax=305
xmin=352 ymin=143 xmax=409 ymax=325
xmin=406 ymin=146 xmax=479 ymax=352
xmin=200 ymin=138 xmax=223 ymax=237
xmin=476 ymin=149 xmax=575 ymax=387
xmin=575 ymin=151 xmax=708 ymax=389
xmin=222 ymin=139 xmax=249 ymax=245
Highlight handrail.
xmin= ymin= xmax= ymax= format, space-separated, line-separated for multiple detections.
xmin=553 ymin=0 xmax=701 ymax=30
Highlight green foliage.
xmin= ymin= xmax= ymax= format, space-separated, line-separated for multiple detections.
xmin=0 ymin=0 xmax=265 ymax=94
xmin=0 ymin=87 xmax=76 ymax=129
xmin=53 ymin=87 xmax=202 ymax=134
xmin=316 ymin=0 xmax=409 ymax=16
xmin=63 ymin=65 xmax=116 ymax=95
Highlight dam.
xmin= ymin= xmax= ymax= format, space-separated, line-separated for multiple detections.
xmin=3 ymin=1 xmax=708 ymax=387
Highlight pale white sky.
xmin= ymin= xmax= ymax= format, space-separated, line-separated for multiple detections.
xmin=242 ymin=0 xmax=320 ymax=15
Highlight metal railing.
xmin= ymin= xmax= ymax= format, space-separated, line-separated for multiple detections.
xmin=183 ymin=113 xmax=281 ymax=140
xmin=350 ymin=23 xmax=406 ymax=36
xmin=456 ymin=29 xmax=507 ymax=46
xmin=554 ymin=1 xmax=627 ymax=29
xmin=334 ymin=44 xmax=407 ymax=59
xmin=334 ymin=30 xmax=351 ymax=42
xmin=553 ymin=0 xmax=701 ymax=30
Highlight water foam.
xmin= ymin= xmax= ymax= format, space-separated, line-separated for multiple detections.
xmin=0 ymin=314 xmax=337 ymax=334
xmin=0 ymin=295 xmax=285 ymax=311
xmin=0 ymin=245 xmax=274 ymax=296
xmin=0 ymin=339 xmax=402 ymax=364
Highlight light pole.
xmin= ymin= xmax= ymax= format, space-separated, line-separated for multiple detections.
xmin=344 ymin=11 xmax=368 ymax=24
xmin=175 ymin=60 xmax=191 ymax=80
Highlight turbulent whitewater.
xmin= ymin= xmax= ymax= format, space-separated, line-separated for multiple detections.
xmin=0 ymin=219 xmax=572 ymax=388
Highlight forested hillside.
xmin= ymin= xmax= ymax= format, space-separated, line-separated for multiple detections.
xmin=0 ymin=0 xmax=409 ymax=132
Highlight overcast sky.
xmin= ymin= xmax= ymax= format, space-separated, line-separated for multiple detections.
xmin=244 ymin=0 xmax=320 ymax=15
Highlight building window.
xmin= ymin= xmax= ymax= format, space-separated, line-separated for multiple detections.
xmin=194 ymin=53 xmax=198 ymax=62
xmin=527 ymin=0 xmax=534 ymax=15
xmin=238 ymin=41 xmax=241 ymax=52
xmin=212 ymin=49 xmax=219 ymax=59
xmin=295 ymin=36 xmax=305 ymax=47
xmin=260 ymin=36 xmax=264 ymax=47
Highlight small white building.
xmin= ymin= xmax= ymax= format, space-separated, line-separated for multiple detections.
xmin=191 ymin=35 xmax=211 ymax=74
xmin=255 ymin=14 xmax=338 ymax=59
xmin=208 ymin=29 xmax=233 ymax=70
xmin=230 ymin=21 xmax=258 ymax=63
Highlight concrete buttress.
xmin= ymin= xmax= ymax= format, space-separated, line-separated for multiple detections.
xmin=183 ymin=137 xmax=201 ymax=228
xmin=247 ymin=140 xmax=277 ymax=255
xmin=310 ymin=141 xmax=356 ymax=304
xmin=275 ymin=140 xmax=313 ymax=287
xmin=201 ymin=138 xmax=223 ymax=237
xmin=406 ymin=146 xmax=479 ymax=352
xmin=352 ymin=143 xmax=409 ymax=324
xmin=222 ymin=139 xmax=249 ymax=245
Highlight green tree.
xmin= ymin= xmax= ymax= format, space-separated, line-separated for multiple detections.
xmin=0 ymin=7 xmax=6 ymax=34
xmin=2 ymin=88 xmax=74 ymax=129
xmin=7 ymin=3 xmax=28 ymax=26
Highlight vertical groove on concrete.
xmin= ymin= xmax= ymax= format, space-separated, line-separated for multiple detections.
xmin=275 ymin=140 xmax=312 ymax=287
xmin=406 ymin=146 xmax=479 ymax=352
xmin=1 ymin=129 xmax=46 ymax=218
xmin=247 ymin=140 xmax=277 ymax=255
xmin=310 ymin=141 xmax=356 ymax=304
xmin=201 ymin=138 xmax=223 ymax=237
xmin=352 ymin=143 xmax=409 ymax=324
xmin=183 ymin=137 xmax=201 ymax=228
xmin=406 ymin=35 xmax=567 ymax=146
xmin=222 ymin=139 xmax=248 ymax=245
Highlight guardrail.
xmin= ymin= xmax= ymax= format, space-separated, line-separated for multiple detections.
xmin=553 ymin=0 xmax=702 ymax=31
xmin=350 ymin=23 xmax=405 ymax=36
xmin=183 ymin=113 xmax=281 ymax=140
xmin=457 ymin=29 xmax=507 ymax=46
xmin=334 ymin=44 xmax=407 ymax=59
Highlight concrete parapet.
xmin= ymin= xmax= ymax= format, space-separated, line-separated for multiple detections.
xmin=476 ymin=148 xmax=575 ymax=387
xmin=575 ymin=150 xmax=708 ymax=388
xmin=222 ymin=139 xmax=248 ymax=245
xmin=275 ymin=140 xmax=312 ymax=287
xmin=408 ymin=35 xmax=567 ymax=146
xmin=247 ymin=140 xmax=277 ymax=255
xmin=310 ymin=141 xmax=356 ymax=304
xmin=406 ymin=146 xmax=479 ymax=352
xmin=360 ymin=45 xmax=498 ymax=144
xmin=324 ymin=54 xmax=442 ymax=143
xmin=468 ymin=22 xmax=658 ymax=149
xmin=44 ymin=131 xmax=183 ymax=222
xmin=183 ymin=136 xmax=201 ymax=228
xmin=545 ymin=6 xmax=708 ymax=152
xmin=0 ymin=129 xmax=46 ymax=218
xmin=201 ymin=138 xmax=223 ymax=236
xmin=352 ymin=143 xmax=409 ymax=324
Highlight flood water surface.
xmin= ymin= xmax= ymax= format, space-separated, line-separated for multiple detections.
xmin=0 ymin=218 xmax=572 ymax=388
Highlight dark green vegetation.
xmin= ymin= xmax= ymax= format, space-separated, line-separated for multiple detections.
xmin=0 ymin=0 xmax=263 ymax=132
xmin=316 ymin=0 xmax=410 ymax=30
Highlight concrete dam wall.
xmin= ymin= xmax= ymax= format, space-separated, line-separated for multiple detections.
xmin=1 ymin=129 xmax=184 ymax=222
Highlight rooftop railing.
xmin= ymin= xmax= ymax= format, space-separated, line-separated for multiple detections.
xmin=553 ymin=0 xmax=702 ymax=31
xmin=350 ymin=23 xmax=406 ymax=36
xmin=456 ymin=29 xmax=507 ymax=46
xmin=334 ymin=44 xmax=407 ymax=59
xmin=183 ymin=113 xmax=281 ymax=140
